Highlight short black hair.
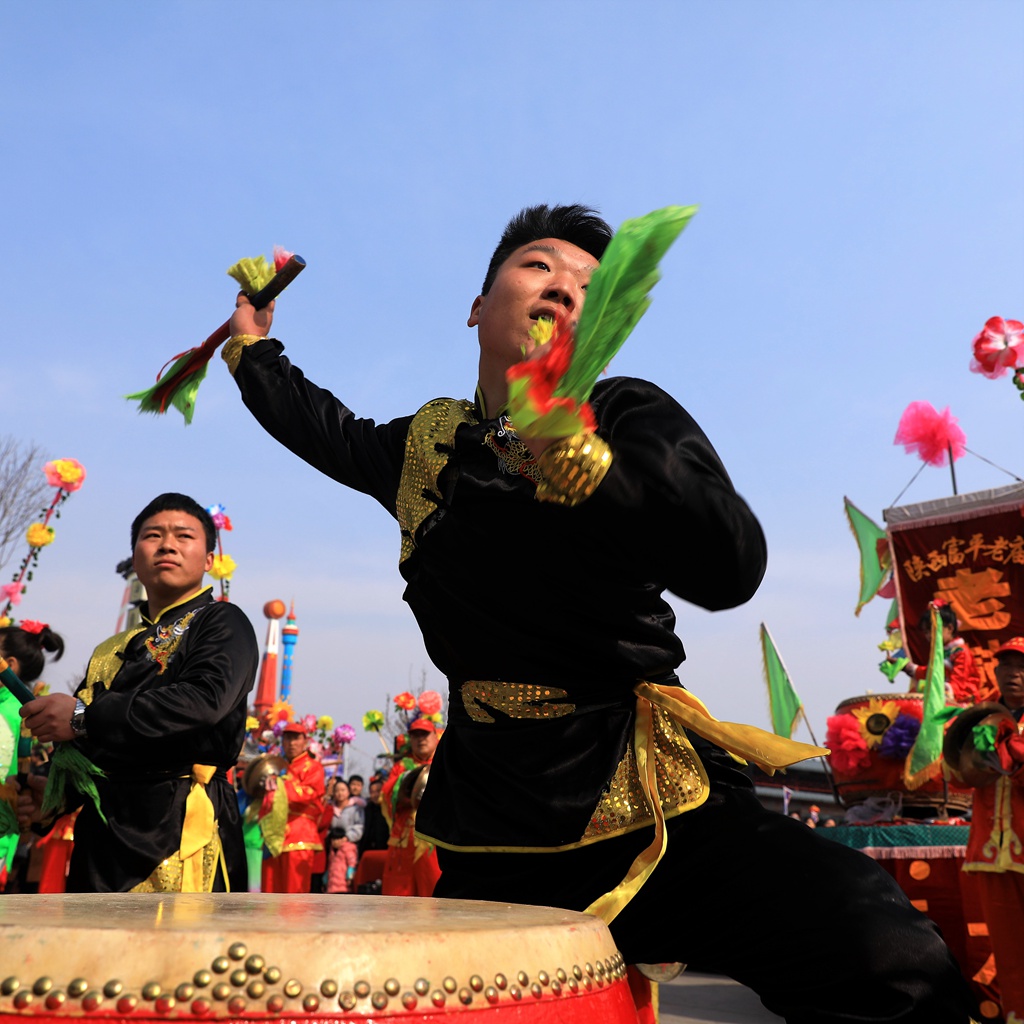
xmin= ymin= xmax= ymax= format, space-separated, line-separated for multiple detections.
xmin=130 ymin=493 xmax=217 ymax=552
xmin=919 ymin=603 xmax=958 ymax=634
xmin=348 ymin=774 xmax=364 ymax=784
xmin=481 ymin=204 xmax=614 ymax=295
xmin=0 ymin=624 xmax=64 ymax=683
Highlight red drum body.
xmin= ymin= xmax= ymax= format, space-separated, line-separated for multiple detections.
xmin=0 ymin=894 xmax=639 ymax=1024
xmin=829 ymin=693 xmax=972 ymax=814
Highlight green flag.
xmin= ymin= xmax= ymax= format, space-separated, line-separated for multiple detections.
xmin=844 ymin=497 xmax=891 ymax=616
xmin=904 ymin=604 xmax=947 ymax=788
xmin=760 ymin=623 xmax=803 ymax=738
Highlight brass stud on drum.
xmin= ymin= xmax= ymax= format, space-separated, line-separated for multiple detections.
xmin=303 ymin=994 xmax=320 ymax=1012
xmin=384 ymin=978 xmax=400 ymax=997
xmin=320 ymin=980 xmax=338 ymax=998
xmin=266 ymin=995 xmax=285 ymax=1013
xmin=585 ymin=962 xmax=594 ymax=977
xmin=0 ymin=978 xmax=18 ymax=996
xmin=12 ymin=992 xmax=32 ymax=1010
xmin=68 ymin=979 xmax=89 ymax=998
xmin=155 ymin=995 xmax=176 ymax=1013
xmin=283 ymin=979 xmax=302 ymax=999
xmin=371 ymin=992 xmax=388 ymax=1010
xmin=484 ymin=986 xmax=499 ymax=1003
xmin=568 ymin=977 xmax=579 ymax=993
xmin=510 ymin=986 xmax=522 ymax=1001
xmin=263 ymin=967 xmax=282 ymax=985
xmin=103 ymin=981 xmax=123 ymax=998
xmin=414 ymin=978 xmax=429 ymax=996
xmin=537 ymin=970 xmax=549 ymax=987
xmin=551 ymin=980 xmax=562 ymax=995
xmin=572 ymin=965 xmax=583 ymax=980
xmin=228 ymin=943 xmax=247 ymax=961
xmin=556 ymin=968 xmax=567 ymax=983
xmin=116 ymin=994 xmax=138 ymax=1013
xmin=469 ymin=975 xmax=483 ymax=992
xmin=33 ymin=978 xmax=53 ymax=996
xmin=354 ymin=980 xmax=371 ymax=999
xmin=431 ymin=990 xmax=445 ymax=1007
xmin=530 ymin=982 xmax=542 ymax=999
xmin=193 ymin=971 xmax=211 ymax=988
xmin=442 ymin=976 xmax=457 ymax=994
xmin=142 ymin=982 xmax=162 ymax=1001
xmin=494 ymin=973 xmax=507 ymax=990
xmin=175 ymin=984 xmax=194 ymax=1001
xmin=339 ymin=993 xmax=357 ymax=1012
xmin=45 ymin=991 xmax=66 ymax=1010
xmin=82 ymin=992 xmax=103 ymax=1012
xmin=517 ymin=971 xmax=529 ymax=986
xmin=402 ymin=992 xmax=417 ymax=1010
xmin=212 ymin=983 xmax=231 ymax=1001
xmin=458 ymin=988 xmax=473 ymax=1005
xmin=246 ymin=982 xmax=265 ymax=999
xmin=190 ymin=998 xmax=212 ymax=1015
xmin=245 ymin=956 xmax=264 ymax=975
xmin=230 ymin=970 xmax=247 ymax=987
xmin=228 ymin=997 xmax=247 ymax=1015
xmin=211 ymin=957 xmax=230 ymax=975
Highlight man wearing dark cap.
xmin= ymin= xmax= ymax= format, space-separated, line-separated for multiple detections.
xmin=960 ymin=638 xmax=1024 ymax=1021
xmin=224 ymin=205 xmax=977 ymax=1020
xmin=258 ymin=720 xmax=325 ymax=893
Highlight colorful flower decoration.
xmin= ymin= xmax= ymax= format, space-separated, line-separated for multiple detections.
xmin=25 ymin=523 xmax=55 ymax=548
xmin=209 ymin=554 xmax=237 ymax=580
xmin=302 ymin=713 xmax=318 ymax=733
xmin=44 ymin=458 xmax=86 ymax=492
xmin=206 ymin=504 xmax=234 ymax=532
xmin=0 ymin=617 xmax=10 ymax=629
xmin=394 ymin=692 xmax=417 ymax=712
xmin=969 ymin=316 xmax=1024 ymax=379
xmin=363 ymin=710 xmax=385 ymax=732
xmin=267 ymin=699 xmax=294 ymax=725
xmin=334 ymin=723 xmax=356 ymax=745
xmin=418 ymin=690 xmax=443 ymax=715
xmin=849 ymin=698 xmax=900 ymax=749
xmin=894 ymin=401 xmax=966 ymax=467
xmin=318 ymin=715 xmax=334 ymax=732
xmin=825 ymin=714 xmax=872 ymax=775
xmin=245 ymin=716 xmax=260 ymax=731
xmin=2 ymin=457 xmax=86 ymax=620
xmin=878 ymin=713 xmax=922 ymax=760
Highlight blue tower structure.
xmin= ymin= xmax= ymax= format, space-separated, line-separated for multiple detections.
xmin=280 ymin=602 xmax=299 ymax=703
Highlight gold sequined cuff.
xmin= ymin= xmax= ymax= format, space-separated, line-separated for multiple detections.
xmin=222 ymin=334 xmax=269 ymax=376
xmin=534 ymin=432 xmax=613 ymax=506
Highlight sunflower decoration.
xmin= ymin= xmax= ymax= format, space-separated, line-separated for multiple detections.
xmin=850 ymin=698 xmax=901 ymax=749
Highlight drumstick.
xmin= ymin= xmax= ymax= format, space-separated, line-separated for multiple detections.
xmin=0 ymin=655 xmax=36 ymax=705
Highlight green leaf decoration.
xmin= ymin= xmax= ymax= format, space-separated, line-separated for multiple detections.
xmin=227 ymin=256 xmax=275 ymax=294
xmin=0 ymin=800 xmax=17 ymax=838
xmin=41 ymin=742 xmax=107 ymax=824
xmin=972 ymin=722 xmax=998 ymax=753
xmin=559 ymin=205 xmax=697 ymax=402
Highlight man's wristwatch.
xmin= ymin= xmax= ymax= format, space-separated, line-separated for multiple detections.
xmin=70 ymin=699 xmax=87 ymax=738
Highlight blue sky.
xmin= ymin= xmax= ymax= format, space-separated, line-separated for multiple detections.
xmin=3 ymin=1 xmax=1022 ymax=774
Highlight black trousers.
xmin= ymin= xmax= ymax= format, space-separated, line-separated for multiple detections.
xmin=434 ymin=786 xmax=977 ymax=1023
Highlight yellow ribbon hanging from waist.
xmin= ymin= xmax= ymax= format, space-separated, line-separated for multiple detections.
xmin=180 ymin=764 xmax=217 ymax=893
xmin=585 ymin=682 xmax=828 ymax=925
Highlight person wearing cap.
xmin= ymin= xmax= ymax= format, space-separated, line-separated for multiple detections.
xmin=959 ymin=638 xmax=1024 ymax=1021
xmin=258 ymin=720 xmax=325 ymax=893
xmin=380 ymin=718 xmax=439 ymax=897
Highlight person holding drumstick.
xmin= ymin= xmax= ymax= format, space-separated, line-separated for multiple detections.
xmin=224 ymin=204 xmax=977 ymax=1022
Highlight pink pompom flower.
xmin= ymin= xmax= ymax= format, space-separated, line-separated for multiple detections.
xmin=970 ymin=317 xmax=1024 ymax=379
xmin=894 ymin=401 xmax=966 ymax=467
xmin=1 ymin=583 xmax=22 ymax=606
xmin=273 ymin=246 xmax=294 ymax=272
xmin=334 ymin=723 xmax=356 ymax=745
xmin=417 ymin=690 xmax=443 ymax=715
xmin=43 ymin=458 xmax=86 ymax=492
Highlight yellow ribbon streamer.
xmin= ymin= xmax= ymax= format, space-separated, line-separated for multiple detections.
xmin=585 ymin=683 xmax=828 ymax=924
xmin=180 ymin=764 xmax=217 ymax=892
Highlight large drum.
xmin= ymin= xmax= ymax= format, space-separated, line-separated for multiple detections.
xmin=828 ymin=693 xmax=971 ymax=814
xmin=0 ymin=894 xmax=638 ymax=1024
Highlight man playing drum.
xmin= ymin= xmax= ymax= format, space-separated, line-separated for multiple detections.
xmin=224 ymin=205 xmax=977 ymax=1022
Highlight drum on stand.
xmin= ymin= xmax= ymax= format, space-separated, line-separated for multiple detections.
xmin=0 ymin=894 xmax=639 ymax=1023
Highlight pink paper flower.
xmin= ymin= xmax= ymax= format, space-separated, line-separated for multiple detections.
xmin=894 ymin=401 xmax=966 ymax=466
xmin=1 ymin=583 xmax=22 ymax=606
xmin=43 ymin=458 xmax=86 ymax=492
xmin=273 ymin=246 xmax=294 ymax=272
xmin=334 ymin=723 xmax=356 ymax=745
xmin=418 ymin=690 xmax=443 ymax=715
xmin=970 ymin=316 xmax=1024 ymax=379
xmin=302 ymin=713 xmax=318 ymax=733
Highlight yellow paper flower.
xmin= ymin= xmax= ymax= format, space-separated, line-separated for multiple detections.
xmin=0 ymin=617 xmax=10 ymax=629
xmin=245 ymin=716 xmax=260 ymax=732
xmin=850 ymin=698 xmax=900 ymax=749
xmin=209 ymin=554 xmax=237 ymax=580
xmin=318 ymin=715 xmax=334 ymax=732
xmin=26 ymin=523 xmax=55 ymax=548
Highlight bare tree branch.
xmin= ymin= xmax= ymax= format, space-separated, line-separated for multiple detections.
xmin=0 ymin=436 xmax=52 ymax=574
